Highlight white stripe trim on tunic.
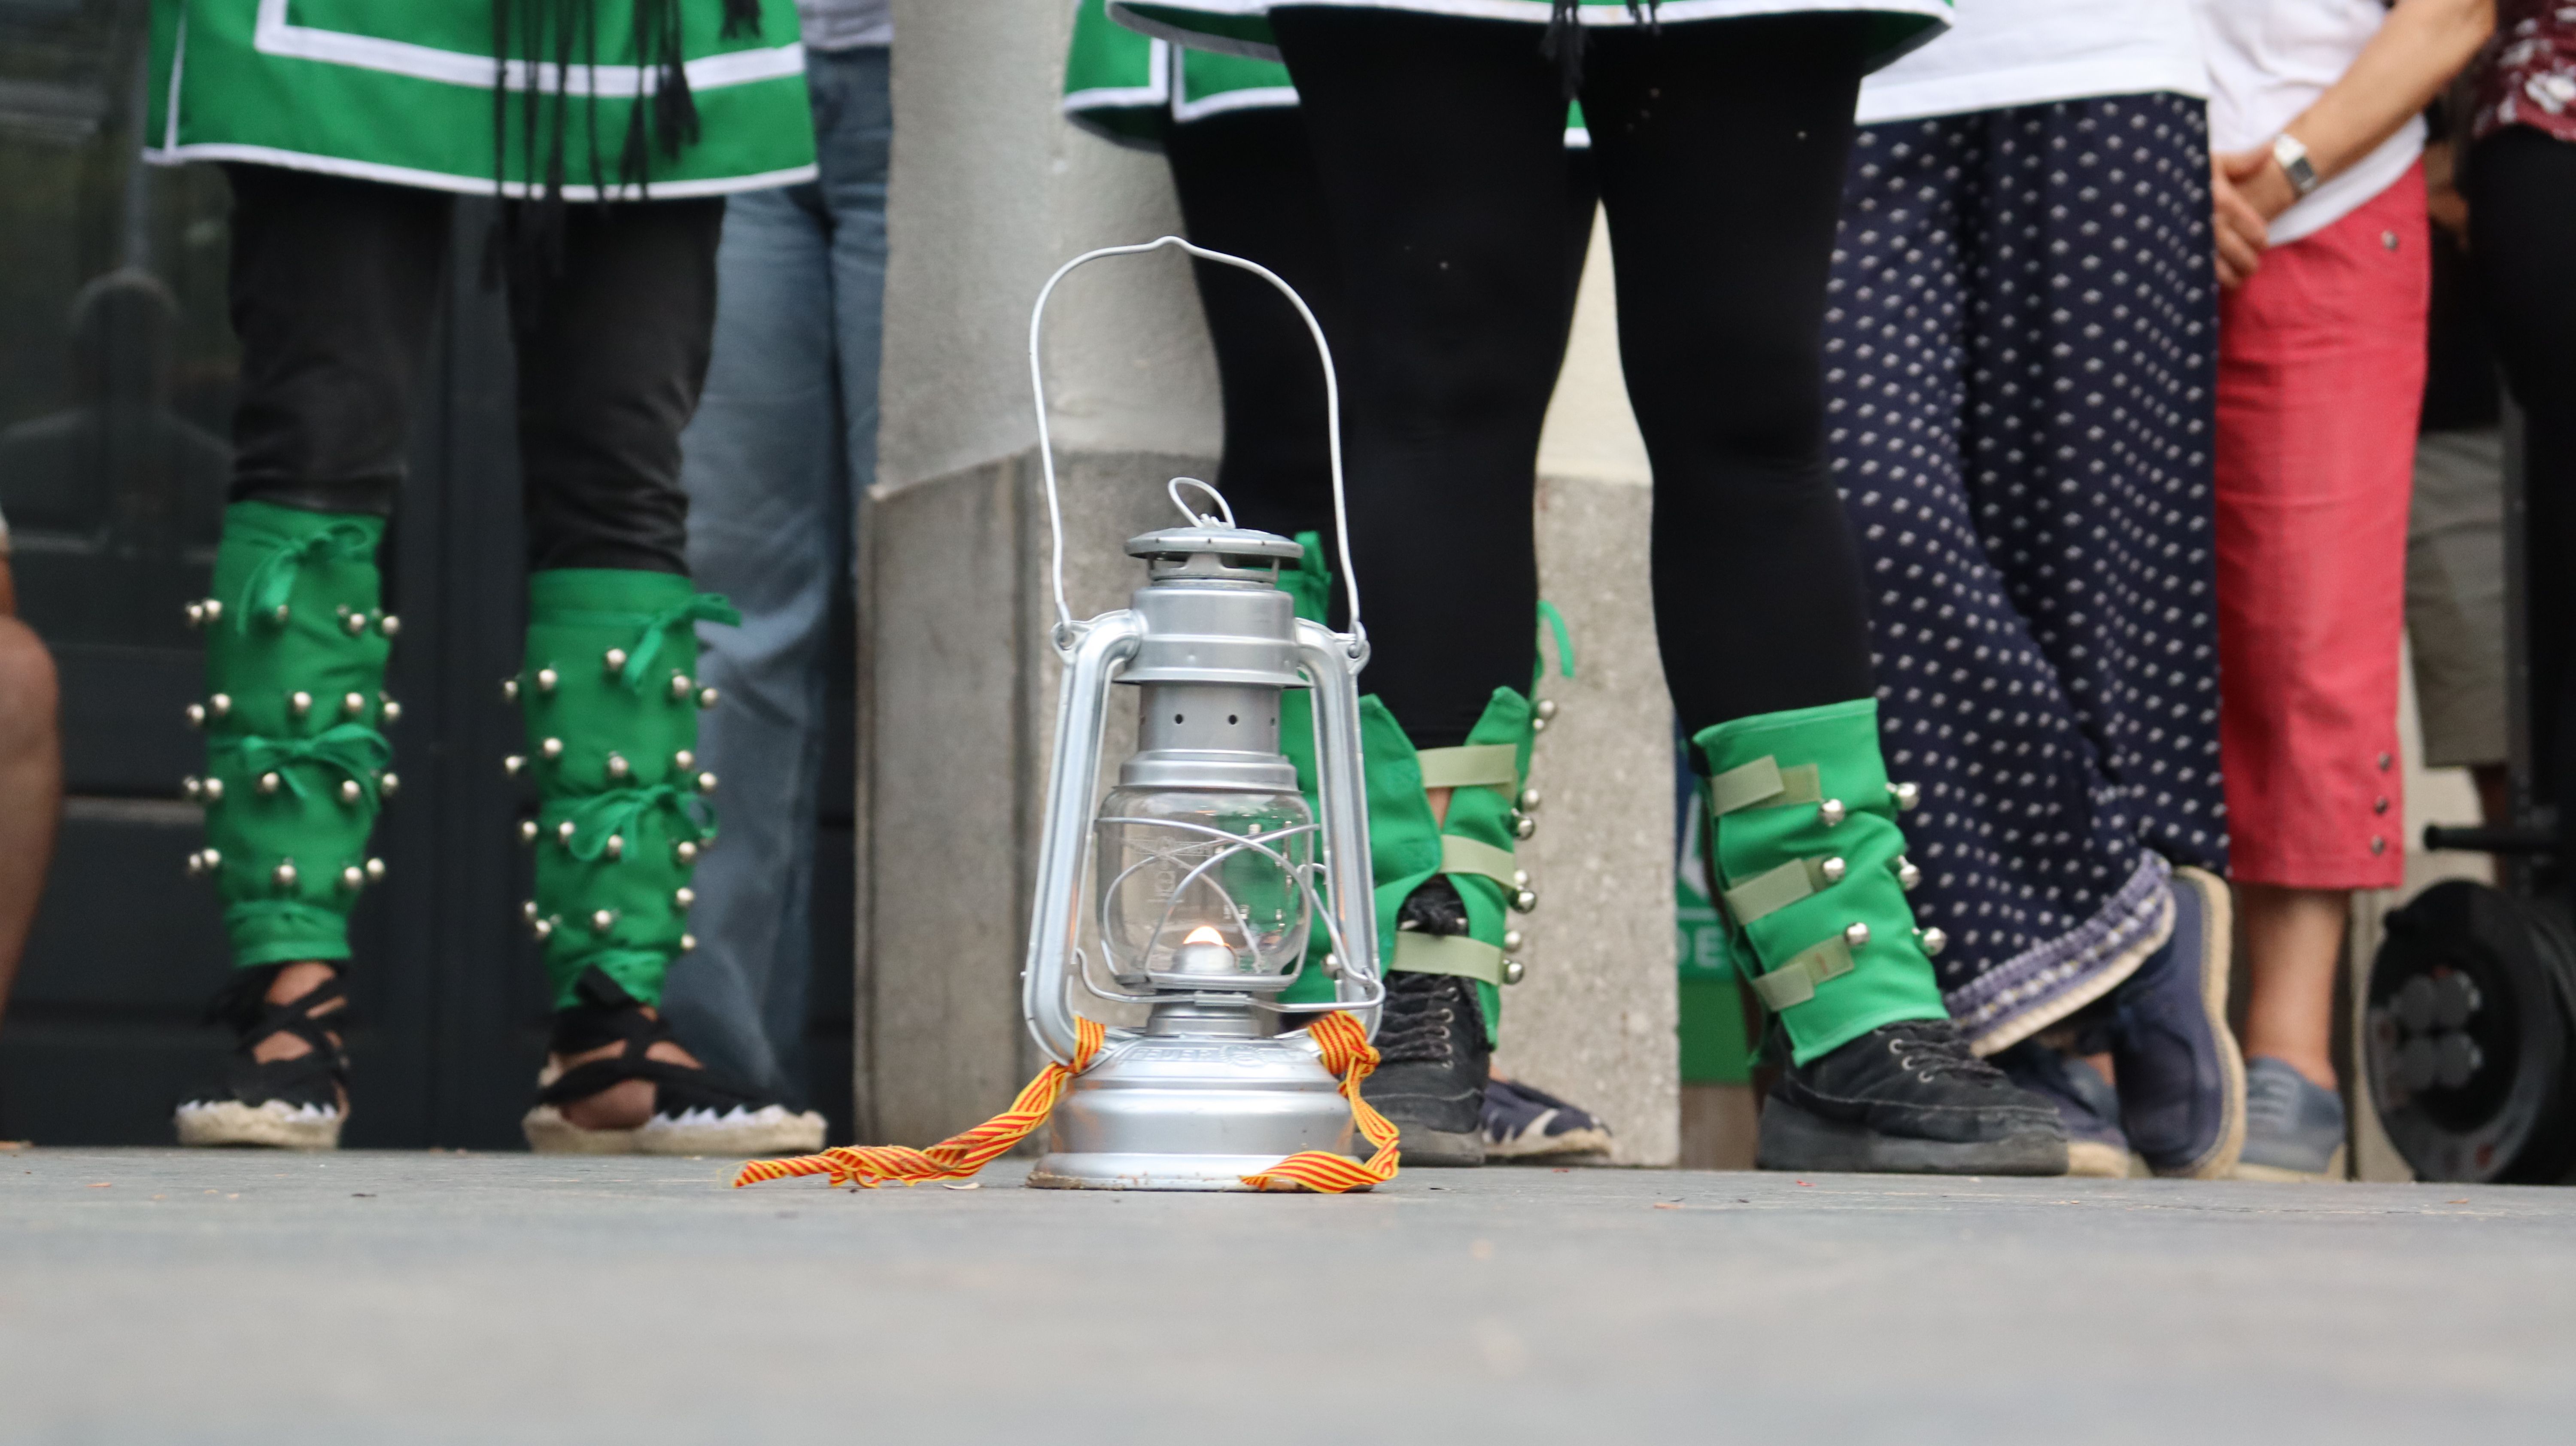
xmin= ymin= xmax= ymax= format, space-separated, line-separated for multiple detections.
xmin=1063 ymin=36 xmax=1172 ymax=116
xmin=251 ymin=0 xmax=807 ymax=94
xmin=140 ymin=140 xmax=819 ymax=200
xmin=1171 ymin=83 xmax=1300 ymax=122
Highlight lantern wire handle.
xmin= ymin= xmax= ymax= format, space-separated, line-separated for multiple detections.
xmin=1027 ymin=237 xmax=1363 ymax=659
xmin=1167 ymin=476 xmax=1234 ymax=529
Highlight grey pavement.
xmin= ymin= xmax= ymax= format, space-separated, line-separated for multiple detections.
xmin=4 ymin=1149 xmax=2573 ymax=1444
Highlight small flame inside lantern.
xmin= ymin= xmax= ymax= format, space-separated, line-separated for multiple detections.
xmin=1171 ymin=924 xmax=1238 ymax=977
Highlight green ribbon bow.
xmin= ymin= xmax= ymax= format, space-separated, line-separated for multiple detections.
xmin=561 ymin=785 xmax=715 ymax=863
xmin=212 ymin=724 xmax=395 ymax=804
xmin=618 ymin=592 xmax=742 ymax=691
xmin=235 ymin=522 xmax=380 ymax=634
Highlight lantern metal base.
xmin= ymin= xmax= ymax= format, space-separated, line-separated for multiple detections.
xmin=1027 ymin=1029 xmax=1359 ymax=1192
xmin=1026 ymin=1153 xmax=1327 ymax=1191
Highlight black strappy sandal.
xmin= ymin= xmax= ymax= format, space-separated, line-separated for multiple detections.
xmin=521 ymin=970 xmax=825 ymax=1156
xmin=175 ymin=964 xmax=351 ymax=1150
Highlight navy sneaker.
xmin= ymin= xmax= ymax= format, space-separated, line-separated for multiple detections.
xmin=1994 ymin=1041 xmax=2135 ymax=1178
xmin=2101 ymin=866 xmax=2245 ymax=1178
xmin=2237 ymin=1056 xmax=2348 ymax=1181
xmin=1482 ymin=1076 xmax=1613 ymax=1160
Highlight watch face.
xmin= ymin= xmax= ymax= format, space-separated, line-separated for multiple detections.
xmin=2273 ymin=136 xmax=2319 ymax=196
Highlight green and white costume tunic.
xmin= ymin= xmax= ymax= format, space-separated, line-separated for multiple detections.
xmin=1066 ymin=0 xmax=1589 ymax=146
xmin=1109 ymin=0 xmax=1951 ymax=73
xmin=1066 ymin=0 xmax=1299 ymax=144
xmin=145 ymin=0 xmax=818 ymax=197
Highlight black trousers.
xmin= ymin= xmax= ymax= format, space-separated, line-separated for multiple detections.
xmin=223 ymin=164 xmax=721 ymax=574
xmin=2467 ymin=126 xmax=2576 ymax=843
xmin=1163 ymin=105 xmax=1596 ymax=574
xmin=1271 ymin=9 xmax=1873 ymax=745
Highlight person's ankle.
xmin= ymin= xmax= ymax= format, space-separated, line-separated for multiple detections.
xmin=264 ymin=960 xmax=337 ymax=1004
xmin=250 ymin=961 xmax=342 ymax=1064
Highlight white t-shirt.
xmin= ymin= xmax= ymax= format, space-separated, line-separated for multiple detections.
xmin=797 ymin=0 xmax=891 ymax=51
xmin=1858 ymin=0 xmax=2209 ymax=125
xmin=2194 ymin=0 xmax=2423 ymax=244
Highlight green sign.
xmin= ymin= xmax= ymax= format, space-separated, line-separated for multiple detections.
xmin=1675 ymin=759 xmax=1754 ymax=1084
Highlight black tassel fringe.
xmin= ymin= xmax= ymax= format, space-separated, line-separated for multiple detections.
xmin=1540 ymin=0 xmax=1662 ymax=101
xmin=485 ymin=0 xmax=751 ymax=289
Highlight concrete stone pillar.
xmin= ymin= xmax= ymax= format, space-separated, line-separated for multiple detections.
xmin=863 ymin=3 xmax=1677 ymax=1165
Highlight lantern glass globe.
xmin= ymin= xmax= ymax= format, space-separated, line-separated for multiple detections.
xmin=1094 ymin=786 xmax=1315 ymax=986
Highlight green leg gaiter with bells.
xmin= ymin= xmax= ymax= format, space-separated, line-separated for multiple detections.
xmin=1273 ymin=535 xmax=1543 ymax=1036
xmin=1690 ymin=698 xmax=1949 ymax=1064
xmin=515 ymin=568 xmax=737 ymax=1009
xmin=192 ymin=501 xmax=396 ymax=968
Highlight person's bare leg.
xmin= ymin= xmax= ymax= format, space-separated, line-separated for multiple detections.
xmin=2237 ymin=883 xmax=2348 ymax=1090
xmin=0 ymin=612 xmax=61 ymax=1026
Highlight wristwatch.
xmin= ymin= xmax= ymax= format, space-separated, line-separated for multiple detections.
xmin=2272 ymin=133 xmax=2321 ymax=197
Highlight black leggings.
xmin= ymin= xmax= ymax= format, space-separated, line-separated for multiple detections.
xmin=223 ymin=164 xmax=718 ymax=574
xmin=1271 ymin=9 xmax=1872 ymax=745
xmin=1164 ymin=106 xmax=1596 ymax=566
xmin=2468 ymin=127 xmax=2576 ymax=838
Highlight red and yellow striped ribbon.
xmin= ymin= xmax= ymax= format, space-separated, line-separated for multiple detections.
xmin=731 ymin=1018 xmax=1108 ymax=1189
xmin=729 ymin=1011 xmax=1397 ymax=1194
xmin=1239 ymin=1010 xmax=1400 ymax=1193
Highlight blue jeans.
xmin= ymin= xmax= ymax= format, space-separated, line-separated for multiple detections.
xmin=661 ymin=46 xmax=888 ymax=1107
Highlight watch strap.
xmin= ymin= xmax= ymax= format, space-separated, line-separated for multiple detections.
xmin=2272 ymin=132 xmax=2321 ymax=197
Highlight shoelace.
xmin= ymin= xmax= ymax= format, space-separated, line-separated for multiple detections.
xmin=1884 ymin=1021 xmax=2007 ymax=1083
xmin=1373 ymin=977 xmax=1462 ymax=1066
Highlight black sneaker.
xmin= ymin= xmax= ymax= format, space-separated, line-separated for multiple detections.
xmin=1364 ymin=969 xmax=1490 ymax=1166
xmin=1758 ymin=1018 xmax=2069 ymax=1175
xmin=1364 ymin=881 xmax=1490 ymax=1165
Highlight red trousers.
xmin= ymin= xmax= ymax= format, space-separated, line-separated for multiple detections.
xmin=2215 ymin=165 xmax=2430 ymax=890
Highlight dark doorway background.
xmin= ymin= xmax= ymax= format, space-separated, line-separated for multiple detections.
xmin=0 ymin=0 xmax=857 ymax=1148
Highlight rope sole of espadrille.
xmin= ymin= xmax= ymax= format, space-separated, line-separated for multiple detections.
xmin=175 ymin=1098 xmax=343 ymax=1150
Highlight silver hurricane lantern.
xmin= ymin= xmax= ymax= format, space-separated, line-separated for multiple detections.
xmin=1018 ymin=239 xmax=1384 ymax=1191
